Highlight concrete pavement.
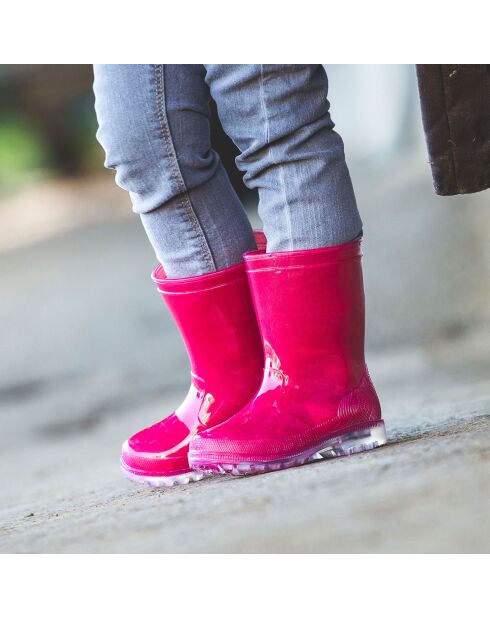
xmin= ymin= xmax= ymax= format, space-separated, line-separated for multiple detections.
xmin=1 ymin=165 xmax=489 ymax=553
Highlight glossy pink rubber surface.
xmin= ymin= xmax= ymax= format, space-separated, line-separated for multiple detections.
xmin=121 ymin=232 xmax=266 ymax=485
xmin=189 ymin=239 xmax=385 ymax=474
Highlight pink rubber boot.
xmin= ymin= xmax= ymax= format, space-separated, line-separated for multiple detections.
xmin=121 ymin=233 xmax=266 ymax=487
xmin=189 ymin=239 xmax=386 ymax=476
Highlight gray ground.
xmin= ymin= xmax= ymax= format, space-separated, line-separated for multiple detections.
xmin=1 ymin=160 xmax=489 ymax=553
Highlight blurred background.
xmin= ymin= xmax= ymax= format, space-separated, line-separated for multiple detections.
xmin=1 ymin=65 xmax=489 ymax=553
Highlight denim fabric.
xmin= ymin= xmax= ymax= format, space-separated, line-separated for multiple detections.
xmin=93 ymin=64 xmax=362 ymax=278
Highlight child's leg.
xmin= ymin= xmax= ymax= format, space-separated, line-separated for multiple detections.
xmin=204 ymin=64 xmax=362 ymax=251
xmin=93 ymin=64 xmax=256 ymax=278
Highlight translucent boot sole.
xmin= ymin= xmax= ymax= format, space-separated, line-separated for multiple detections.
xmin=121 ymin=464 xmax=206 ymax=488
xmin=190 ymin=420 xmax=387 ymax=477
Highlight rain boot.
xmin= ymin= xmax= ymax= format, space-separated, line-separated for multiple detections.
xmin=189 ymin=239 xmax=386 ymax=475
xmin=121 ymin=233 xmax=266 ymax=486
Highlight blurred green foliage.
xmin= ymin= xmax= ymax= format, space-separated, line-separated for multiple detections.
xmin=0 ymin=115 xmax=47 ymax=187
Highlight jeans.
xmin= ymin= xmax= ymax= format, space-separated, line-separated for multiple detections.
xmin=93 ymin=64 xmax=362 ymax=278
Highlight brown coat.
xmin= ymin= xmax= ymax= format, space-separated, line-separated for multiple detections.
xmin=416 ymin=64 xmax=490 ymax=196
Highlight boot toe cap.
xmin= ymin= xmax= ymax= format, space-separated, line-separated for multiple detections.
xmin=121 ymin=418 xmax=192 ymax=477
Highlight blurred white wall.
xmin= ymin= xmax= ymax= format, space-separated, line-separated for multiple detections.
xmin=326 ymin=64 xmax=423 ymax=162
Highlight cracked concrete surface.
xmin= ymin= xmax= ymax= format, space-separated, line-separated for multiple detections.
xmin=1 ymin=165 xmax=489 ymax=553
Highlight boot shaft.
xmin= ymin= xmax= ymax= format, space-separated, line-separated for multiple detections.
xmin=152 ymin=261 xmax=263 ymax=405
xmin=244 ymin=240 xmax=366 ymax=396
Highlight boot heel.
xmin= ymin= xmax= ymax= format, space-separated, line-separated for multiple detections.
xmin=315 ymin=421 xmax=387 ymax=459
